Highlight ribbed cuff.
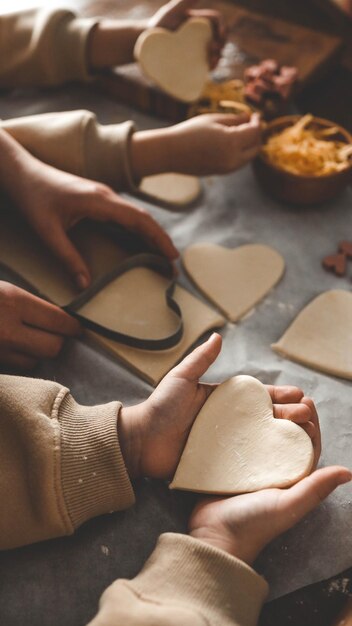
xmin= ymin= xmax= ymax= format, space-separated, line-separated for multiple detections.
xmin=132 ymin=533 xmax=268 ymax=626
xmin=85 ymin=118 xmax=138 ymax=191
xmin=55 ymin=12 xmax=98 ymax=82
xmin=57 ymin=391 xmax=135 ymax=529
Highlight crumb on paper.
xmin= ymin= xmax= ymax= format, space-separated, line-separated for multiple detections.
xmin=101 ymin=545 xmax=110 ymax=557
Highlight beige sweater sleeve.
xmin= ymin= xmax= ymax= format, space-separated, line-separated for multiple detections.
xmin=0 ymin=9 xmax=97 ymax=87
xmin=0 ymin=374 xmax=134 ymax=550
xmin=1 ymin=111 xmax=138 ymax=191
xmin=88 ymin=533 xmax=269 ymax=626
xmin=0 ymin=9 xmax=139 ymax=190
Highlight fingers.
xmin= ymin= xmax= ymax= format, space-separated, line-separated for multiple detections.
xmin=278 ymin=466 xmax=351 ymax=533
xmin=44 ymin=224 xmax=91 ymax=290
xmin=267 ymin=385 xmax=304 ymax=404
xmin=22 ymin=292 xmax=81 ymax=337
xmin=171 ymin=333 xmax=222 ymax=382
xmin=14 ymin=326 xmax=65 ymax=360
xmin=0 ymin=350 xmax=38 ymax=372
xmin=207 ymin=113 xmax=251 ymax=127
xmin=273 ymin=402 xmax=312 ymax=424
xmin=234 ymin=113 xmax=262 ymax=150
xmin=172 ymin=0 xmax=197 ymax=10
xmin=95 ymin=194 xmax=179 ymax=261
xmin=241 ymin=145 xmax=261 ymax=163
xmin=270 ymin=388 xmax=321 ymax=467
xmin=301 ymin=396 xmax=321 ymax=468
xmin=188 ymin=9 xmax=227 ymax=67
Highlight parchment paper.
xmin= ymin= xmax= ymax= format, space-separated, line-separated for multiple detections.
xmin=0 ymin=82 xmax=351 ymax=626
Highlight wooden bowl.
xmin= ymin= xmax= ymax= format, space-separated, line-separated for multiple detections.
xmin=253 ymin=115 xmax=352 ymax=205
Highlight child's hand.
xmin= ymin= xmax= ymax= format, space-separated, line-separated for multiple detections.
xmin=131 ymin=113 xmax=262 ymax=180
xmin=118 ymin=333 xmax=321 ymax=481
xmin=167 ymin=113 xmax=262 ymax=175
xmin=0 ymin=281 xmax=80 ymax=371
xmin=148 ymin=0 xmax=226 ymax=68
xmin=189 ymin=466 xmax=351 ymax=565
xmin=15 ymin=161 xmax=178 ymax=290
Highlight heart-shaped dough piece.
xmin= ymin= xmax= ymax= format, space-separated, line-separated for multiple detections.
xmin=134 ymin=18 xmax=212 ymax=102
xmin=139 ymin=173 xmax=201 ymax=208
xmin=170 ymin=375 xmax=314 ymax=494
xmin=272 ymin=290 xmax=352 ymax=380
xmin=182 ymin=243 xmax=285 ymax=321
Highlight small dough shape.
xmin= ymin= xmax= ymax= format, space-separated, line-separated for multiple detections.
xmin=183 ymin=243 xmax=285 ymax=321
xmin=272 ymin=290 xmax=352 ymax=380
xmin=139 ymin=173 xmax=201 ymax=208
xmin=134 ymin=18 xmax=212 ymax=102
xmin=170 ymin=375 xmax=314 ymax=494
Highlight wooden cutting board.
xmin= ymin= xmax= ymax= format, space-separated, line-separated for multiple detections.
xmin=94 ymin=1 xmax=342 ymax=121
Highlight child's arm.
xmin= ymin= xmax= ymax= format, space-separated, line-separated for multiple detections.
xmin=2 ymin=110 xmax=261 ymax=194
xmin=0 ymin=1 xmax=224 ymax=88
xmin=0 ymin=373 xmax=134 ymax=550
xmin=88 ymin=388 xmax=348 ymax=626
xmin=1 ymin=338 xmax=348 ymax=625
xmin=0 ymin=332 xmax=322 ymax=547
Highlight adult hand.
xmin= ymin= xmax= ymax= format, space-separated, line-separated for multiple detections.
xmin=131 ymin=113 xmax=262 ymax=180
xmin=0 ymin=281 xmax=80 ymax=371
xmin=15 ymin=160 xmax=178 ymax=290
xmin=189 ymin=465 xmax=351 ymax=565
xmin=118 ymin=333 xmax=320 ymax=480
xmin=148 ymin=0 xmax=227 ymax=69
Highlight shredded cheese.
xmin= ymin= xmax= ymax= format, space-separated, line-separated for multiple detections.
xmin=262 ymin=114 xmax=352 ymax=176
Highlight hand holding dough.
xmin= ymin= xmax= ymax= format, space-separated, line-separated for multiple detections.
xmin=170 ymin=375 xmax=314 ymax=494
xmin=134 ymin=18 xmax=212 ymax=102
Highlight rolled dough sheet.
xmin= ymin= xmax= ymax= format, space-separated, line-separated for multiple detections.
xmin=134 ymin=18 xmax=212 ymax=102
xmin=170 ymin=375 xmax=314 ymax=493
xmin=272 ymin=289 xmax=352 ymax=381
xmin=183 ymin=243 xmax=285 ymax=321
xmin=139 ymin=173 xmax=201 ymax=208
xmin=0 ymin=212 xmax=225 ymax=384
xmin=90 ymin=285 xmax=225 ymax=386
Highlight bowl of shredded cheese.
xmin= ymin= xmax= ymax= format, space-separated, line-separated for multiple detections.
xmin=253 ymin=114 xmax=352 ymax=204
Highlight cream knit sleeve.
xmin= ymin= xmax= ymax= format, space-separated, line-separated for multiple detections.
xmin=88 ymin=533 xmax=269 ymax=626
xmin=0 ymin=9 xmax=98 ymax=87
xmin=0 ymin=375 xmax=135 ymax=550
xmin=1 ymin=111 xmax=138 ymax=191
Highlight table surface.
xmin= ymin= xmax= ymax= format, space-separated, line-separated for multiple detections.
xmin=0 ymin=2 xmax=351 ymax=625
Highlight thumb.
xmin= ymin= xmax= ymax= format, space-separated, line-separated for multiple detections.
xmin=278 ymin=466 xmax=351 ymax=532
xmin=46 ymin=227 xmax=91 ymax=290
xmin=171 ymin=333 xmax=222 ymax=382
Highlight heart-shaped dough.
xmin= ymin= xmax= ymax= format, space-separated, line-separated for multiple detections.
xmin=139 ymin=173 xmax=201 ymax=208
xmin=170 ymin=375 xmax=314 ymax=494
xmin=272 ymin=290 xmax=352 ymax=380
xmin=134 ymin=18 xmax=212 ymax=102
xmin=182 ymin=243 xmax=285 ymax=321
xmin=0 ymin=215 xmax=180 ymax=343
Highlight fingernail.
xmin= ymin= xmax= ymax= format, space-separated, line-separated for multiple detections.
xmin=338 ymin=470 xmax=352 ymax=485
xmin=76 ymin=273 xmax=90 ymax=290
